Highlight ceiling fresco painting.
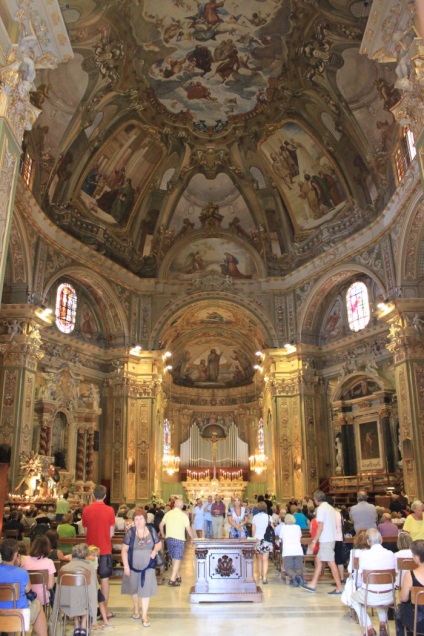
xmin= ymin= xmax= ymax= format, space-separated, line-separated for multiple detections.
xmin=168 ymin=236 xmax=258 ymax=280
xmin=78 ymin=124 xmax=164 ymax=226
xmin=25 ymin=0 xmax=403 ymax=279
xmin=170 ymin=173 xmax=255 ymax=233
xmin=135 ymin=0 xmax=290 ymax=128
xmin=163 ymin=300 xmax=267 ymax=351
xmin=172 ymin=339 xmax=255 ymax=388
xmin=260 ymin=122 xmax=349 ymax=233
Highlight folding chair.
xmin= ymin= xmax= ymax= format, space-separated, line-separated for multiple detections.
xmin=397 ymin=558 xmax=417 ymax=589
xmin=0 ymin=582 xmax=20 ymax=606
xmin=50 ymin=569 xmax=91 ymax=635
xmin=361 ymin=569 xmax=396 ymax=636
xmin=409 ymin=586 xmax=424 ymax=636
xmin=0 ymin=609 xmax=26 ymax=636
xmin=29 ymin=569 xmax=51 ymax=618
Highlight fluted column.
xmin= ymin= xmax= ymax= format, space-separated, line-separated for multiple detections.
xmin=0 ymin=1 xmax=72 ymax=295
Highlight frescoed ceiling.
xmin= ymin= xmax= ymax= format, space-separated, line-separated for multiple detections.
xmin=25 ymin=0 xmax=402 ymax=278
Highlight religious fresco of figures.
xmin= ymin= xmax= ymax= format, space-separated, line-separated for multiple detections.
xmin=260 ymin=121 xmax=349 ymax=233
xmin=79 ymin=124 xmax=163 ymax=226
xmin=320 ymin=297 xmax=344 ymax=344
xmin=165 ymin=302 xmax=267 ymax=350
xmin=172 ymin=341 xmax=254 ymax=388
xmin=133 ymin=1 xmax=290 ymax=129
xmin=168 ymin=237 xmax=258 ymax=280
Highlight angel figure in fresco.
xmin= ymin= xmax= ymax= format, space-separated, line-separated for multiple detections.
xmin=188 ymin=1 xmax=227 ymax=27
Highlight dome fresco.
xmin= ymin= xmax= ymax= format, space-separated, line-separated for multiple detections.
xmin=26 ymin=0 xmax=400 ymax=278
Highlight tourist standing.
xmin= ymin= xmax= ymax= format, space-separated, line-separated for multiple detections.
xmin=55 ymin=492 xmax=70 ymax=522
xmin=159 ymin=498 xmax=194 ymax=586
xmin=192 ymin=499 xmax=205 ymax=538
xmin=121 ymin=508 xmax=162 ymax=627
xmin=82 ymin=484 xmax=115 ymax=620
xmin=252 ymin=500 xmax=274 ymax=584
xmin=211 ymin=495 xmax=226 ymax=538
xmin=301 ymin=489 xmax=343 ymax=594
xmin=203 ymin=495 xmax=213 ymax=538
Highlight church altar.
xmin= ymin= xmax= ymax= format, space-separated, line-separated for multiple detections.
xmin=182 ymin=471 xmax=248 ymax=501
xmin=190 ymin=539 xmax=263 ymax=603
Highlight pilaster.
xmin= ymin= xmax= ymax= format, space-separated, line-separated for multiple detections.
xmin=381 ymin=299 xmax=424 ymax=498
xmin=266 ymin=346 xmax=320 ymax=500
xmin=0 ymin=305 xmax=44 ymax=486
xmin=109 ymin=351 xmax=161 ymax=503
xmin=0 ymin=0 xmax=72 ymax=294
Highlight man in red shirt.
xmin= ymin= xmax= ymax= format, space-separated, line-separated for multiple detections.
xmin=82 ymin=484 xmax=115 ymax=618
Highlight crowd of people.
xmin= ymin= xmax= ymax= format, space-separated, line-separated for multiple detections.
xmin=1 ymin=486 xmax=423 ymax=634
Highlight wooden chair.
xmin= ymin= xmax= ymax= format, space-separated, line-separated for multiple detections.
xmin=397 ymin=557 xmax=417 ymax=589
xmin=29 ymin=569 xmax=51 ymax=618
xmin=353 ymin=556 xmax=360 ymax=590
xmin=0 ymin=609 xmax=26 ymax=636
xmin=3 ymin=529 xmax=20 ymax=539
xmin=0 ymin=582 xmax=20 ymax=606
xmin=409 ymin=586 xmax=424 ymax=636
xmin=361 ymin=569 xmax=396 ymax=636
xmin=50 ymin=569 xmax=91 ymax=635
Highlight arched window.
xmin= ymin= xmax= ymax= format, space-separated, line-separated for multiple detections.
xmin=55 ymin=283 xmax=77 ymax=333
xmin=249 ymin=166 xmax=266 ymax=189
xmin=346 ymin=281 xmax=370 ymax=332
xmin=159 ymin=168 xmax=176 ymax=191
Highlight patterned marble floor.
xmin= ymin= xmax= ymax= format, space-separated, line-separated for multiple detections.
xmin=59 ymin=546 xmax=368 ymax=635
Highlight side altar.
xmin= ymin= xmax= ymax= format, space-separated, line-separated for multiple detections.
xmin=190 ymin=539 xmax=263 ymax=603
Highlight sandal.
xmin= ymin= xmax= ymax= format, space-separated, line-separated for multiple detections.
xmin=176 ymin=576 xmax=182 ymax=583
xmin=142 ymin=618 xmax=151 ymax=628
xmin=168 ymin=579 xmax=180 ymax=586
xmin=106 ymin=613 xmax=116 ymax=619
xmin=132 ymin=614 xmax=140 ymax=620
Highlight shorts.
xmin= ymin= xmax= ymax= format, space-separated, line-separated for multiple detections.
xmin=255 ymin=539 xmax=273 ymax=554
xmin=28 ymin=599 xmax=40 ymax=629
xmin=318 ymin=541 xmax=335 ymax=562
xmin=166 ymin=537 xmax=185 ymax=560
xmin=98 ymin=554 xmax=113 ymax=579
xmin=334 ymin=540 xmax=345 ymax=565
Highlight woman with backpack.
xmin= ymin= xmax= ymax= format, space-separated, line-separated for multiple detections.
xmin=252 ymin=500 xmax=274 ymax=584
xmin=121 ymin=508 xmax=162 ymax=627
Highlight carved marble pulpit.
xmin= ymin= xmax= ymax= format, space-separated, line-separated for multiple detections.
xmin=190 ymin=539 xmax=263 ymax=603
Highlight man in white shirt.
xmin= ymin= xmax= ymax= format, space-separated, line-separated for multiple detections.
xmin=350 ymin=528 xmax=395 ymax=636
xmin=301 ymin=489 xmax=343 ymax=594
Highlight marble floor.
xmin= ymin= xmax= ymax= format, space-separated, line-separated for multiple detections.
xmin=62 ymin=546 xmax=372 ymax=636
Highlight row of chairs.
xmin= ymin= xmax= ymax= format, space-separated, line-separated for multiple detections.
xmin=351 ymin=557 xmax=424 ymax=636
xmin=0 ymin=569 xmax=92 ymax=635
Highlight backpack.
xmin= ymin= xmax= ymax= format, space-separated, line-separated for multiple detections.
xmin=264 ymin=516 xmax=275 ymax=543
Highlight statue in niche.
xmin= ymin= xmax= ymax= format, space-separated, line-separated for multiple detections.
xmin=335 ymin=435 xmax=343 ymax=474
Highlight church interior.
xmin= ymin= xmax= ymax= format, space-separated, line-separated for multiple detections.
xmin=0 ymin=0 xmax=424 ymax=514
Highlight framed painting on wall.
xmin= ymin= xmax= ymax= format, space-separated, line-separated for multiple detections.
xmin=358 ymin=420 xmax=383 ymax=470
